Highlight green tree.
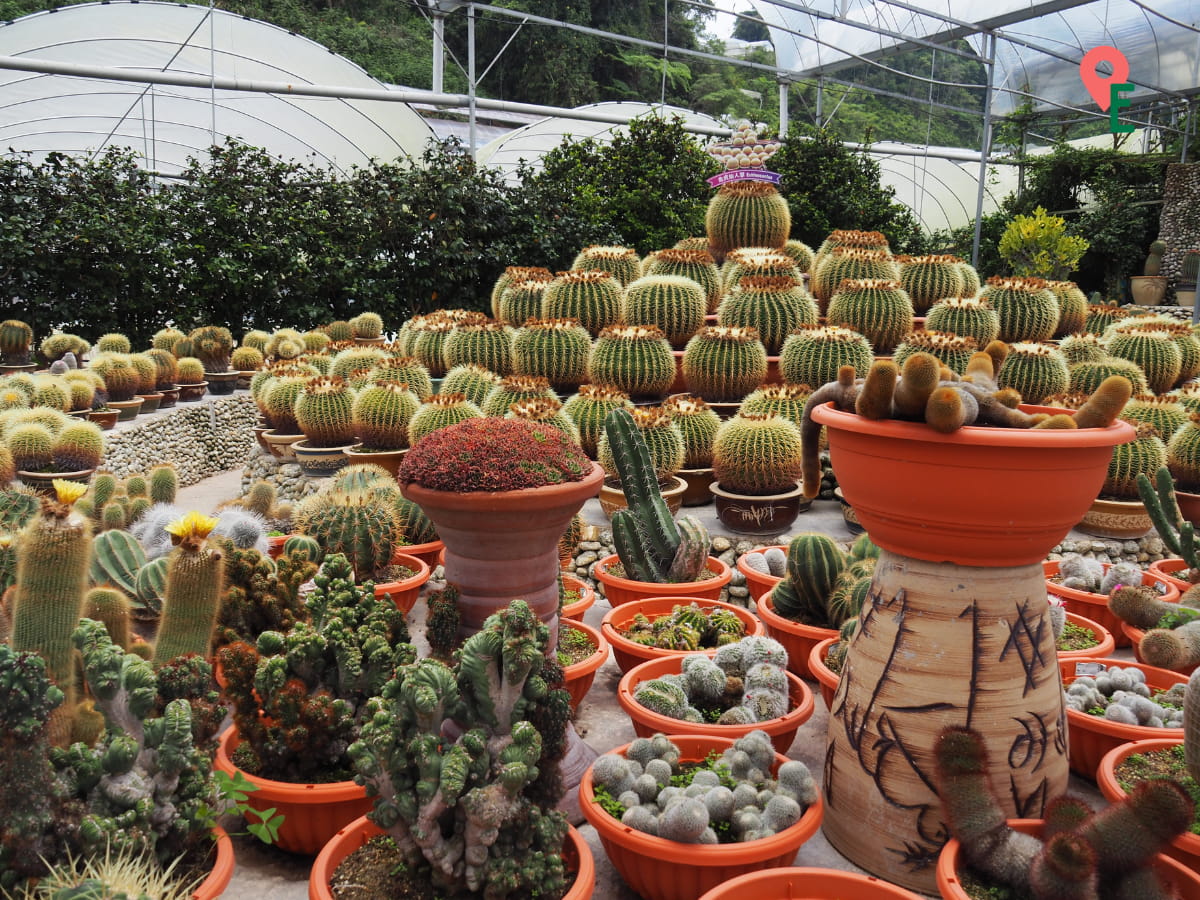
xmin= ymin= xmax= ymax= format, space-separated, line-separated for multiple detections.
xmin=732 ymin=9 xmax=770 ymax=43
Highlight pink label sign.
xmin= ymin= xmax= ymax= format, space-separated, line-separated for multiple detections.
xmin=707 ymin=169 xmax=782 ymax=188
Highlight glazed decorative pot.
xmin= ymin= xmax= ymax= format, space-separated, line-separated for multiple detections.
xmin=136 ymin=391 xmax=163 ymax=414
xmin=1130 ymin=275 xmax=1167 ymax=306
xmin=600 ymin=595 xmax=762 ymax=674
xmin=158 ymin=386 xmax=180 ymax=408
xmin=205 ymin=371 xmax=239 ymax=395
xmin=88 ymin=409 xmax=119 ymax=430
xmin=108 ymin=397 xmax=144 ymax=420
xmin=1076 ymin=496 xmax=1152 ymax=539
xmin=592 ymin=553 xmax=732 ymax=607
xmin=677 ymin=466 xmax=716 ymax=506
xmin=292 ymin=440 xmax=360 ymax=478
xmin=709 ymin=481 xmax=810 ymax=535
xmin=342 ymin=445 xmax=407 ymax=478
xmin=17 ymin=468 xmax=94 ymax=494
xmin=177 ymin=381 xmax=208 ymax=402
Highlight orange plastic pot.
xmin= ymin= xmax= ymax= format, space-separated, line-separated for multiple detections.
xmin=809 ymin=637 xmax=840 ymax=710
xmin=1097 ymin=737 xmax=1200 ymax=874
xmin=192 ymin=826 xmax=235 ymax=900
xmin=560 ymin=618 xmax=607 ymax=710
xmin=592 ymin=553 xmax=732 ymax=607
xmin=266 ymin=535 xmax=288 ymax=560
xmin=214 ymin=728 xmax=371 ymax=856
xmin=936 ymin=818 xmax=1200 ymax=900
xmin=400 ymin=539 xmax=444 ymax=571
xmin=755 ymin=592 xmax=837 ymax=680
xmin=1123 ymin=619 xmax=1200 ymax=675
xmin=308 ymin=816 xmax=595 ymax=900
xmin=1058 ymin=657 xmax=1186 ymax=779
xmin=600 ymin=595 xmax=763 ymax=674
xmin=698 ymin=866 xmax=923 ymax=899
xmin=580 ymin=735 xmax=823 ymax=900
xmin=1150 ymin=558 xmax=1198 ymax=592
xmin=811 ymin=401 xmax=1134 ymax=567
xmin=735 ymin=546 xmax=784 ymax=602
xmin=1056 ymin=610 xmax=1116 ymax=661
xmin=560 ymin=573 xmax=596 ymax=622
xmin=372 ymin=551 xmax=431 ymax=613
xmin=1043 ymin=560 xmax=1179 ymax=647
xmin=617 ymin=656 xmax=814 ymax=754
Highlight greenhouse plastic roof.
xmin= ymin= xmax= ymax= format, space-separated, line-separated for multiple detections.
xmin=0 ymin=1 xmax=435 ymax=174
xmin=752 ymin=0 xmax=1199 ymax=116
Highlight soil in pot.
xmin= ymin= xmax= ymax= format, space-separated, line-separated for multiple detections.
xmin=1113 ymin=743 xmax=1200 ymax=837
xmin=603 ymin=559 xmax=720 ymax=583
xmin=1058 ymin=619 xmax=1101 ymax=653
xmin=558 ymin=623 xmax=597 ymax=667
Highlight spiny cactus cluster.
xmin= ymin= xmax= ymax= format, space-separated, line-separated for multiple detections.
xmin=619 ymin=602 xmax=748 ymax=651
xmin=717 ymin=275 xmax=817 ymax=354
xmin=768 ymin=532 xmax=878 ymax=628
xmin=1063 ymin=664 xmax=1184 ymax=727
xmin=597 ymin=405 xmax=684 ymax=484
xmin=562 ymin=384 xmax=634 ymax=458
xmin=512 ymin=318 xmax=591 ymax=391
xmin=590 ymin=730 xmax=816 ymax=843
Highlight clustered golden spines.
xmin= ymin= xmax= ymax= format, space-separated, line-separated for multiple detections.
xmin=1008 ymin=341 xmax=1061 ymax=358
xmin=835 ymin=278 xmax=902 ymax=293
xmin=630 ymin=405 xmax=675 ymax=430
xmin=829 ymin=247 xmax=893 ymax=263
xmin=649 ymin=248 xmax=716 ymax=266
xmin=302 ymin=375 xmax=349 ymax=395
xmin=985 ymin=275 xmax=1050 ymax=292
xmin=693 ymin=324 xmax=762 ymax=344
xmin=790 ymin=323 xmax=866 ymax=344
xmin=736 ymin=274 xmax=803 ymax=291
xmin=901 ymin=329 xmax=979 ymax=353
xmin=663 ymin=393 xmax=714 ymax=415
xmin=573 ymin=383 xmax=632 ymax=402
xmin=596 ymin=324 xmax=668 ymax=342
xmin=555 ymin=269 xmax=616 ymax=285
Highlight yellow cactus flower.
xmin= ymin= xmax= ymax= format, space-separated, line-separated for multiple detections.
xmin=165 ymin=511 xmax=219 ymax=545
xmin=53 ymin=480 xmax=89 ymax=505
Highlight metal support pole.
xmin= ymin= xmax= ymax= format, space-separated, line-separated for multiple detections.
xmin=778 ymin=77 xmax=789 ymax=137
xmin=971 ymin=33 xmax=997 ymax=269
xmin=815 ymin=76 xmax=823 ymax=127
xmin=432 ymin=12 xmax=446 ymax=94
xmin=467 ymin=4 xmax=476 ymax=159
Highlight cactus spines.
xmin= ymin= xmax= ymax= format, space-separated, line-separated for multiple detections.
xmin=330 ymin=346 xmax=386 ymax=381
xmin=293 ymin=489 xmax=402 ymax=578
xmin=497 ymin=277 xmax=553 ymax=327
xmin=506 ymin=396 xmax=582 ymax=444
xmin=373 ymin=356 xmax=434 ymax=401
xmin=1084 ymin=302 xmax=1128 ymax=335
xmin=409 ymin=317 xmax=457 ymax=377
xmin=779 ymin=324 xmax=874 ymax=389
xmin=981 ymin=276 xmax=1060 ymax=342
xmin=572 ymin=245 xmax=641 ymax=286
xmin=892 ymin=330 xmax=978 ymax=376
xmin=588 ymin=324 xmax=675 ymax=399
xmin=956 ymin=262 xmax=981 ymax=297
xmin=562 ymin=384 xmax=634 ymax=458
xmin=720 ymin=247 xmax=800 ymax=295
xmin=51 ymin=420 xmax=104 ymax=472
xmin=769 ymin=532 xmax=847 ymax=625
xmin=1121 ymin=395 xmax=1188 ymax=444
xmin=1059 ymin=333 xmax=1109 ymax=366
xmin=1047 ymin=281 xmax=1088 ymax=337
xmin=441 ymin=363 xmax=501 ymax=407
xmin=737 ymin=382 xmax=812 ymax=428
xmin=407 ymin=393 xmax=484 ymax=445
xmin=542 ymin=270 xmax=623 ymax=337
xmin=7 ymin=422 xmax=53 ymax=472
xmin=643 ymin=248 xmax=723 ymax=313
xmin=352 ymin=381 xmax=420 ymax=450
xmin=349 ymin=311 xmax=385 ymax=340
xmin=1108 ymin=328 xmax=1183 ymax=394
xmin=899 ymin=255 xmax=965 ymax=314
xmin=443 ymin=322 xmax=515 ymax=376
xmin=95 ymin=332 xmax=131 ymax=355
xmin=294 ymin=375 xmax=356 ymax=447
xmin=706 ymin=181 xmax=791 ymax=257
xmin=84 ymin=586 xmax=132 ymax=650
xmin=174 ymin=356 xmax=205 ymax=385
xmin=598 ymin=405 xmax=685 ymax=483
xmin=995 ymin=343 xmax=1070 ymax=405
xmin=1105 ymin=422 xmax=1167 ymax=499
xmin=152 ymin=512 xmax=225 ymax=666
xmin=711 ymin=413 xmax=804 ymax=495
xmin=1070 ymin=358 xmax=1149 ymax=396
xmin=511 ymin=318 xmax=592 ymax=392
xmin=1169 ymin=414 xmax=1200 ymax=492
xmin=681 ymin=325 xmax=768 ymax=402
xmin=622 ymin=274 xmax=708 ymax=347
xmin=718 ymin=275 xmax=818 ymax=354
xmin=664 ymin=394 xmax=721 ymax=468
xmin=811 ymin=247 xmax=899 ymax=306
xmin=782 ymin=239 xmax=816 ymax=274
xmin=490 ymin=265 xmax=553 ymax=318
xmin=826 ymin=278 xmax=915 ymax=354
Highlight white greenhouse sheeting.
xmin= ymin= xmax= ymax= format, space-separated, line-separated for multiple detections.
xmin=0 ymin=1 xmax=435 ymax=174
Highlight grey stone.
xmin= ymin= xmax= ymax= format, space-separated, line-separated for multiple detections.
xmin=727 ymin=586 xmax=750 ymax=599
xmin=711 ymin=536 xmax=731 ymax=553
xmin=575 ymin=551 xmax=598 ymax=568
xmin=579 ymin=541 xmax=602 ymax=551
xmin=729 ymin=569 xmax=746 ymax=587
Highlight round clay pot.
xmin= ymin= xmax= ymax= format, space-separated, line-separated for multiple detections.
xmin=205 ymin=371 xmax=239 ymax=395
xmin=709 ymin=481 xmax=810 ymax=535
xmin=560 ymin=573 xmax=595 ymax=621
xmin=1076 ymin=496 xmax=1153 ymax=539
xmin=136 ymin=391 xmax=163 ymax=414
xmin=372 ymin=551 xmax=431 ymax=614
xmin=677 ymin=466 xmax=715 ymax=506
xmin=342 ymin=445 xmax=407 ymax=478
xmin=108 ymin=397 xmax=144 ymax=420
xmin=601 ymin=595 xmax=763 ymax=674
xmin=177 ymin=381 xmax=208 ymax=402
xmin=811 ymin=401 xmax=1135 ymax=567
xmin=735 ymin=546 xmax=784 ymax=602
xmin=755 ymin=591 xmax=837 ymax=680
xmin=192 ymin=826 xmax=235 ymax=900
xmin=400 ymin=539 xmax=444 ymax=571
xmin=599 ymin=475 xmax=687 ymax=518
xmin=1176 ymin=489 xmax=1200 ymax=529
xmin=699 ymin=866 xmax=923 ymax=899
xmin=560 ymin=618 xmax=607 ymax=710
xmin=592 ymin=553 xmax=732 ymax=608
xmin=158 ymin=386 xmax=179 ymax=408
xmin=17 ymin=468 xmax=94 ymax=494
xmin=1130 ymin=275 xmax=1168 ymax=306
xmin=292 ymin=439 xmax=360 ymax=478
xmin=1151 ymin=558 xmax=1198 ymax=592
xmin=1043 ymin=559 xmax=1179 ymax=647
xmin=88 ymin=409 xmax=119 ymax=430
xmin=1056 ymin=610 xmax=1116 ymax=661
xmin=261 ymin=429 xmax=304 ymax=460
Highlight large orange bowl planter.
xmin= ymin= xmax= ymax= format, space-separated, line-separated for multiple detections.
xmin=601 ymin=595 xmax=762 ymax=674
xmin=593 ymin=553 xmax=731 ymax=607
xmin=308 ymin=816 xmax=595 ymax=900
xmin=755 ymin=592 xmax=837 ymax=679
xmin=192 ymin=827 xmax=235 ymax=900
xmin=617 ymin=655 xmax=814 ymax=754
xmin=698 ymin=867 xmax=923 ymax=899
xmin=1043 ymin=559 xmax=1179 ymax=647
xmin=1056 ymin=610 xmax=1116 ymax=661
xmin=811 ymin=402 xmax=1135 ymax=567
xmin=372 ymin=551 xmax=430 ymax=613
xmin=735 ymin=546 xmax=784 ymax=602
xmin=1151 ymin=558 xmax=1198 ymax=592
xmin=580 ymin=736 xmax=824 ymax=900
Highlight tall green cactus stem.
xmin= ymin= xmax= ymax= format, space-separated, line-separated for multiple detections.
xmin=604 ymin=408 xmax=709 ymax=584
xmin=738 ymin=383 xmax=813 ymax=428
xmin=1122 ymin=396 xmax=1189 ymax=446
xmin=295 ymin=375 xmax=356 ymax=447
xmin=440 ymin=363 xmax=500 ymax=407
xmin=542 ymin=270 xmax=623 ymax=337
xmin=497 ymin=278 xmax=553 ymax=327
xmin=373 ymin=356 xmax=434 ymax=401
xmin=562 ymin=384 xmax=634 ymax=458
xmin=681 ymin=325 xmax=768 ymax=402
xmin=52 ymin=421 xmax=104 ymax=471
xmin=505 ymin=396 xmax=582 ymax=444
xmin=1145 ymin=239 xmax=1167 ymax=276
xmin=892 ymin=330 xmax=978 ymax=376
xmin=811 ymin=247 xmax=899 ymax=306
xmin=664 ymin=394 xmax=721 ymax=468
xmin=90 ymin=528 xmax=146 ymax=597
xmin=899 ymin=255 xmax=965 ymax=314
xmin=996 ymin=343 xmax=1070 ymax=405
xmin=826 ymin=279 xmax=915 ymax=354
xmin=1105 ymin=423 xmax=1166 ymax=499
xmin=711 ymin=413 xmax=804 ymax=495
xmin=0 ymin=319 xmax=33 ymax=364
xmin=705 ymin=181 xmax=791 ymax=257
xmin=1047 ymin=281 xmax=1088 ymax=337
xmin=622 ymin=275 xmax=708 ymax=347
xmin=769 ymin=533 xmax=847 ymax=625
xmin=597 ymin=406 xmax=685 ymax=483
xmin=1169 ymin=415 xmax=1200 ymax=492
xmin=490 ymin=266 xmax=553 ymax=318
xmin=980 ymin=276 xmax=1060 ymax=342
xmin=407 ymin=393 xmax=484 ymax=445
xmin=443 ymin=323 xmax=515 ymax=376
xmin=10 ymin=482 xmax=92 ymax=745
xmin=719 ymin=247 xmax=801 ymax=295
xmin=643 ymin=248 xmax=723 ymax=314
xmin=779 ymin=325 xmax=874 ymax=389
xmin=512 ymin=318 xmax=592 ymax=391
xmin=572 ymin=245 xmax=641 ymax=286
xmin=152 ymin=513 xmax=226 ymax=666
xmin=83 ymin=586 xmax=132 ymax=650
xmin=1139 ymin=466 xmax=1200 ymax=570
xmin=589 ymin=324 xmax=675 ymax=399
xmin=783 ymin=239 xmax=816 ymax=273
xmin=1069 ymin=358 xmax=1149 ymax=396
xmin=481 ymin=375 xmax=558 ymax=417
xmin=410 ymin=318 xmax=456 ymax=377
xmin=1107 ymin=329 xmax=1183 ymax=394
xmin=352 ymin=382 xmax=421 ymax=450
xmin=718 ymin=275 xmax=819 ymax=354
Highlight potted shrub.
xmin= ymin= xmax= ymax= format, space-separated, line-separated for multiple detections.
xmin=189 ymin=325 xmax=238 ymax=394
xmin=597 ymin=405 xmax=687 ymax=516
xmin=231 ymin=344 xmax=264 ymax=389
xmin=13 ymin=417 xmax=105 ymax=492
xmin=709 ymin=412 xmax=807 ymax=533
xmin=348 ymin=310 xmax=386 ymax=345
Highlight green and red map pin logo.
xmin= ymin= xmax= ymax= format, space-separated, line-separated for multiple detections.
xmin=1080 ymin=46 xmax=1134 ymax=133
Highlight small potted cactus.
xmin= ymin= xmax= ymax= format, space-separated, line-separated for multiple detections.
xmin=1078 ymin=422 xmax=1164 ymax=539
xmin=174 ymin=356 xmax=208 ymax=402
xmin=292 ymin=375 xmax=360 ymax=477
xmin=88 ymin=353 xmax=144 ymax=419
xmin=189 ymin=325 xmax=238 ymax=394
xmin=664 ymin=393 xmax=721 ymax=506
xmin=0 ymin=319 xmax=35 ymax=373
xmin=348 ymin=310 xmax=386 ymax=344
xmin=708 ymin=412 xmax=807 ymax=534
xmin=1131 ymin=238 xmax=1169 ymax=306
xmin=231 ymin=344 xmax=265 ymax=388
xmin=343 ymin=380 xmax=421 ymax=476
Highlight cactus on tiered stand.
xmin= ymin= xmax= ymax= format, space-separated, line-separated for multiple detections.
xmin=718 ymin=275 xmax=818 ymax=354
xmin=490 ymin=265 xmax=553 ymax=318
xmin=664 ymin=394 xmax=721 ymax=468
xmin=588 ymin=324 xmax=675 ymax=399
xmin=497 ymin=277 xmax=554 ymax=327
xmin=706 ymin=182 xmax=791 ymax=258
xmin=898 ymin=255 xmax=965 ymax=314
xmin=572 ymin=245 xmax=642 ymax=286
xmin=542 ymin=270 xmax=623 ymax=337
xmin=562 ymin=384 xmax=634 ymax=458
xmin=811 ymin=248 xmax=899 ymax=306
xmin=294 ymin=375 xmax=357 ymax=447
xmin=512 ymin=318 xmax=592 ymax=392
xmin=643 ymin=248 xmax=723 ymax=314
xmin=622 ymin=275 xmax=708 ymax=347
xmin=980 ymin=276 xmax=1059 ymax=343
xmin=442 ymin=322 xmax=515 ymax=376
xmin=407 ymin=393 xmax=484 ymax=445
xmin=352 ymin=381 xmax=421 ymax=450
xmin=598 ymin=406 xmax=685 ymax=484
xmin=825 ymin=279 xmax=914 ymax=354
xmin=440 ymin=364 xmax=500 ymax=407
xmin=1047 ymin=281 xmax=1088 ymax=337
xmin=681 ymin=325 xmax=768 ymax=402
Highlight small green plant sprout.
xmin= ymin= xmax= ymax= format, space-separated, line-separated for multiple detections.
xmin=208 ymin=768 xmax=284 ymax=844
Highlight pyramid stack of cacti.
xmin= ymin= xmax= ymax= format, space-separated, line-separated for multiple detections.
xmin=643 ymin=248 xmax=723 ymax=313
xmin=681 ymin=325 xmax=768 ymax=402
xmin=717 ymin=274 xmax=818 ymax=354
xmin=706 ymin=178 xmax=791 ymax=258
xmin=664 ymin=394 xmax=721 ymax=469
xmin=779 ymin=324 xmax=874 ymax=389
xmin=542 ymin=270 xmax=624 ymax=336
xmin=562 ymin=384 xmax=634 ymax=458
xmin=512 ymin=318 xmax=592 ymax=391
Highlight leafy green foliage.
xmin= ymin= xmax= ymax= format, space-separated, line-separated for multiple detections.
xmin=208 ymin=768 xmax=285 ymax=844
xmin=998 ymin=205 xmax=1089 ymax=280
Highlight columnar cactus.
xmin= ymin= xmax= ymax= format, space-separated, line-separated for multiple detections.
xmin=598 ymin=405 xmax=685 ymax=484
xmin=811 ymin=248 xmax=899 ymax=305
xmin=295 ymin=375 xmax=357 ymax=447
xmin=711 ymin=413 xmax=804 ymax=495
xmin=512 ymin=318 xmax=592 ymax=391
xmin=996 ymin=343 xmax=1071 ymax=405
xmin=408 ymin=393 xmax=484 ymax=445
xmin=588 ymin=324 xmax=675 ymax=399
xmin=151 ymin=512 xmax=225 ymax=666
xmin=664 ymin=394 xmax=721 ymax=469
xmin=643 ymin=248 xmax=723 ymax=313
xmin=980 ymin=276 xmax=1059 ymax=342
xmin=497 ymin=277 xmax=554 ymax=327
xmin=440 ymin=363 xmax=501 ymax=407
xmin=352 ymin=381 xmax=421 ymax=450
xmin=1145 ymin=239 xmax=1167 ymax=276
xmin=706 ymin=181 xmax=791 ymax=257
xmin=1107 ymin=329 xmax=1183 ymax=394
xmin=622 ymin=274 xmax=708 ymax=347
xmin=779 ymin=324 xmax=874 ymax=389
xmin=572 ymin=244 xmax=642 ymax=286
xmin=768 ymin=533 xmax=851 ymax=626
xmin=1047 ymin=281 xmax=1088 ymax=337
xmin=898 ymin=255 xmax=965 ymax=314
xmin=443 ymin=322 xmax=515 ymax=376
xmin=681 ymin=325 xmax=768 ymax=402
xmin=490 ymin=265 xmax=553 ymax=318
xmin=481 ymin=374 xmax=558 ymax=417
xmin=562 ymin=384 xmax=634 ymax=458
xmin=542 ymin=270 xmax=623 ymax=337
xmin=718 ymin=275 xmax=818 ymax=353
xmin=892 ymin=330 xmax=978 ymax=376
xmin=825 ymin=279 xmax=915 ymax=353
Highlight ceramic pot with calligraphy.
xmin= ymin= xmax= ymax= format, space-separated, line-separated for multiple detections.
xmin=708 ymin=481 xmax=810 ymax=535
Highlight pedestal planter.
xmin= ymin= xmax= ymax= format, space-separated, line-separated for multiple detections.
xmin=755 ymin=592 xmax=836 ymax=679
xmin=601 ymin=595 xmax=763 ymax=674
xmin=560 ymin=618 xmax=607 ymax=710
xmin=617 ymin=655 xmax=814 ymax=753
xmin=108 ymin=397 xmax=144 ymax=420
xmin=1043 ymin=559 xmax=1178 ymax=647
xmin=308 ymin=817 xmax=595 ymax=900
xmin=17 ymin=468 xmax=94 ymax=493
xmin=400 ymin=539 xmax=444 ymax=571
xmin=136 ymin=391 xmax=163 ymax=414
xmin=292 ymin=440 xmax=359 ymax=478
xmin=592 ymin=553 xmax=731 ymax=607
xmin=158 ymin=385 xmax=180 ymax=409
xmin=399 ymin=462 xmax=604 ymax=642
xmin=88 ymin=409 xmax=118 ymax=430
xmin=709 ymin=481 xmax=809 ymax=535
xmin=560 ymin=573 xmax=595 ymax=621
xmin=205 ymin=371 xmax=239 ymax=395
xmin=677 ymin=466 xmax=715 ymax=506
xmin=193 ymin=827 xmax=236 ymax=900
xmin=214 ymin=727 xmax=371 ymax=856
xmin=580 ymin=735 xmax=824 ymax=900
xmin=372 ymin=551 xmax=430 ymax=614
xmin=342 ymin=445 xmax=407 ymax=478
xmin=599 ymin=475 xmax=687 ymax=518
xmin=1076 ymin=496 xmax=1152 ymax=539
xmin=699 ymin=867 xmax=922 ymax=900
xmin=177 ymin=381 xmax=208 ymax=402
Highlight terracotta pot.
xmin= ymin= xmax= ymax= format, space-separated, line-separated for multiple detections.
xmin=1076 ymin=495 xmax=1152 ymax=539
xmin=399 ymin=462 xmax=604 ymax=641
xmin=1151 ymin=558 xmax=1198 ymax=591
xmin=764 ymin=355 xmax=781 ymax=385
xmin=617 ymin=655 xmax=814 ymax=754
xmin=580 ymin=735 xmax=824 ymax=900
xmin=17 ymin=468 xmax=94 ymax=494
xmin=292 ymin=439 xmax=359 ymax=478
xmin=1043 ymin=559 xmax=1179 ymax=647
xmin=811 ymin=401 xmax=1135 ymax=567
xmin=560 ymin=573 xmax=595 ymax=621
xmin=205 ymin=371 xmax=239 ymax=395
xmin=1058 ymin=656 xmax=1186 ymax=778
xmin=560 ymin=618 xmax=607 ymax=710
xmin=1130 ymin=274 xmax=1167 ymax=306
xmin=136 ymin=391 xmax=163 ymax=414
xmin=372 ymin=551 xmax=431 ymax=614
xmin=1097 ymin=737 xmax=1200 ymax=874
xmin=599 ymin=475 xmax=687 ymax=518
xmin=108 ymin=397 xmax=144 ymax=420
xmin=354 ymin=335 xmax=388 ymax=346
xmin=755 ymin=592 xmax=836 ymax=680
xmin=735 ymin=546 xmax=784 ymax=602
xmin=308 ymin=817 xmax=595 ymax=900
xmin=400 ymin=539 xmax=444 ymax=571
xmin=809 ymin=637 xmax=840 ymax=709
xmin=937 ymin=818 xmax=1200 ymax=900
xmin=669 ymin=349 xmax=687 ymax=394
xmin=214 ymin=727 xmax=371 ymax=856
xmin=237 ymin=370 xmax=257 ymax=390
xmin=266 ymin=535 xmax=288 ymax=559
xmin=601 ymin=595 xmax=763 ymax=674
xmin=193 ymin=826 xmax=235 ymax=900
xmin=88 ymin=409 xmax=119 ymax=430
xmin=699 ymin=867 xmax=922 ymax=899
xmin=677 ymin=466 xmax=715 ymax=506
xmin=0 ymin=362 xmax=36 ymax=374
xmin=709 ymin=481 xmax=810 ymax=535
xmin=592 ymin=553 xmax=732 ymax=608
xmin=1057 ymin=610 xmax=1116 ymax=661
xmin=834 ymin=486 xmax=865 ymax=535
xmin=342 ymin=445 xmax=407 ymax=478
xmin=177 ymin=381 xmax=209 ymax=402
xmin=1177 ymin=489 xmax=1200 ymax=529
xmin=158 ymin=385 xmax=179 ymax=408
